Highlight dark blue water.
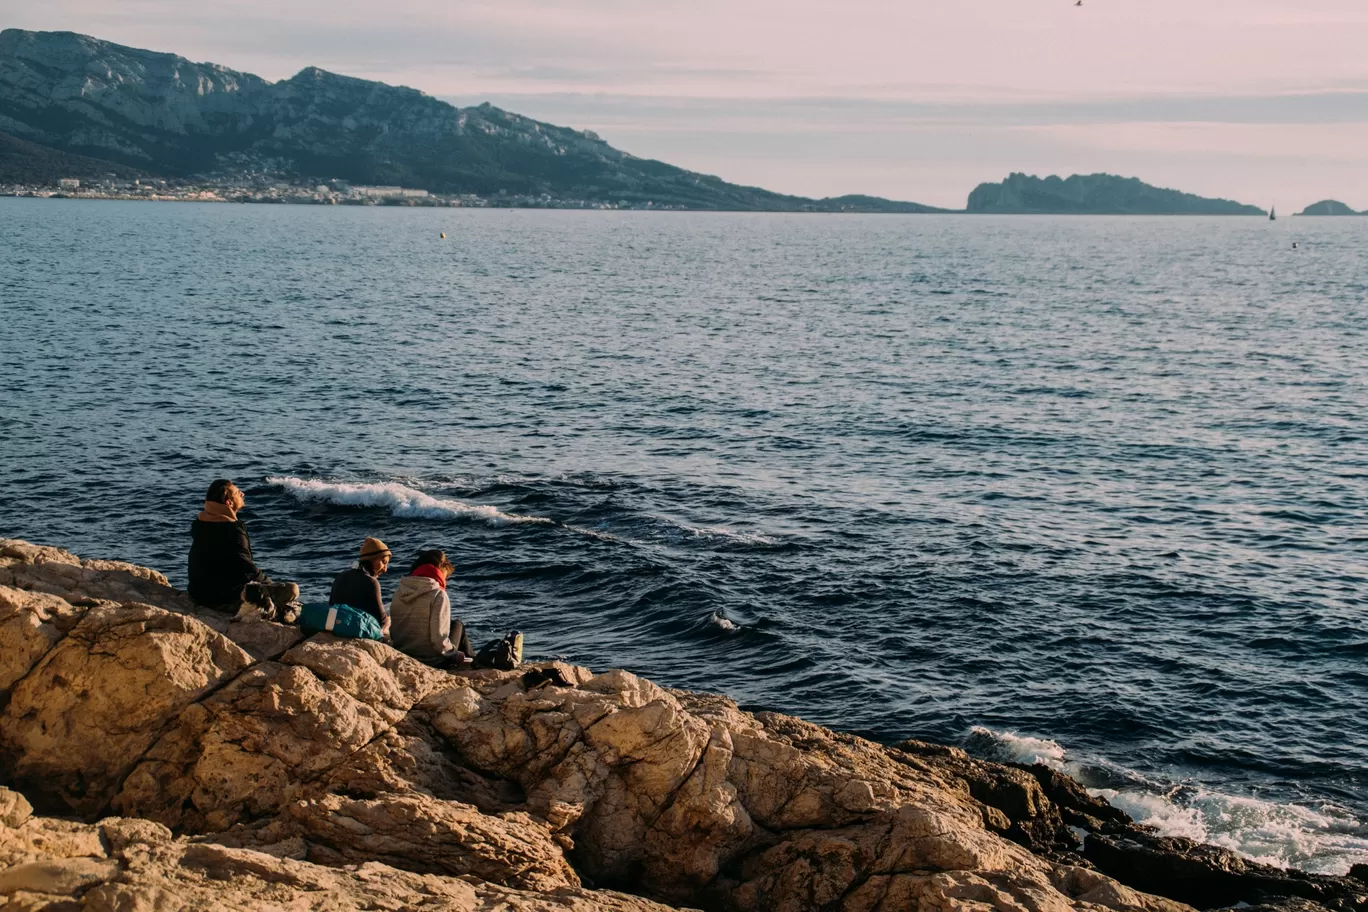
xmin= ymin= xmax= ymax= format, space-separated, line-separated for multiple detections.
xmin=2 ymin=198 xmax=1365 ymax=872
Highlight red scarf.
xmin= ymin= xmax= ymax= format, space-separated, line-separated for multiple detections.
xmin=411 ymin=564 xmax=447 ymax=589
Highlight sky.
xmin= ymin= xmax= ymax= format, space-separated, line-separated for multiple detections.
xmin=8 ymin=0 xmax=1368 ymax=209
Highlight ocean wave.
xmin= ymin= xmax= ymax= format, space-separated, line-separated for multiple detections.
xmin=267 ymin=476 xmax=776 ymax=552
xmin=710 ymin=611 xmax=740 ymax=631
xmin=267 ymin=476 xmax=554 ymax=526
xmin=657 ymin=517 xmax=777 ymax=546
xmin=562 ymin=524 xmax=635 ymax=545
xmin=1097 ymin=787 xmax=1368 ymax=875
xmin=967 ymin=726 xmax=1067 ymax=768
xmin=967 ymin=727 xmax=1368 ymax=875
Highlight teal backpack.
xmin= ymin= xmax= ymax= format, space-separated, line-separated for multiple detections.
xmin=297 ymin=603 xmax=383 ymax=641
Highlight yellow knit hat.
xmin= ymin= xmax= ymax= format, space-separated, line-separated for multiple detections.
xmin=359 ymin=537 xmax=391 ymax=561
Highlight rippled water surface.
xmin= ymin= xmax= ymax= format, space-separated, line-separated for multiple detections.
xmin=2 ymin=198 xmax=1366 ymax=872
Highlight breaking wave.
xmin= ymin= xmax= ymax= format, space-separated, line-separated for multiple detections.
xmin=967 ymin=727 xmax=1368 ymax=875
xmin=710 ymin=611 xmax=740 ymax=631
xmin=267 ymin=476 xmax=554 ymax=526
xmin=269 ymin=476 xmax=778 ymax=549
xmin=966 ymin=726 xmax=1067 ymax=768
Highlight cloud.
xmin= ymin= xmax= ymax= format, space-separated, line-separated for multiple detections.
xmin=447 ymin=90 xmax=1368 ymax=132
xmin=14 ymin=0 xmax=1368 ymax=98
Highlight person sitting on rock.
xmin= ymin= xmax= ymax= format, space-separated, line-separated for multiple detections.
xmin=330 ymin=537 xmax=392 ymax=636
xmin=188 ymin=479 xmax=298 ymax=615
xmin=389 ymin=549 xmax=473 ymax=668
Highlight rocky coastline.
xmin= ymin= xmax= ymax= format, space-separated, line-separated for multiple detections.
xmin=0 ymin=538 xmax=1363 ymax=911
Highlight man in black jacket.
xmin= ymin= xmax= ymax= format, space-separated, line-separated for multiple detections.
xmin=188 ymin=479 xmax=298 ymax=613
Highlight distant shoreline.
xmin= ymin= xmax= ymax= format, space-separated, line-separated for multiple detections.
xmin=1 ymin=193 xmax=1295 ymax=215
xmin=0 ymin=30 xmax=1306 ymax=218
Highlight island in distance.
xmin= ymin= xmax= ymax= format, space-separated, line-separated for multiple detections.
xmin=1297 ymin=200 xmax=1365 ymax=216
xmin=967 ymin=172 xmax=1266 ymax=215
xmin=1 ymin=28 xmax=1269 ymax=216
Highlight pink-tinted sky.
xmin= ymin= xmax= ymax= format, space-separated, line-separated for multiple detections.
xmin=10 ymin=0 xmax=1368 ymax=208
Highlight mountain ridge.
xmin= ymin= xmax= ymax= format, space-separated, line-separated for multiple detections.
xmin=0 ymin=29 xmax=1280 ymax=215
xmin=0 ymin=28 xmax=946 ymax=211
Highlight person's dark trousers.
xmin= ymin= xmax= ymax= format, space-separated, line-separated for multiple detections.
xmin=430 ymin=621 xmax=475 ymax=670
xmin=451 ymin=620 xmax=473 ymax=657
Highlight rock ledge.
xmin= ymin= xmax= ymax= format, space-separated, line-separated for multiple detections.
xmin=0 ymin=539 xmax=1363 ymax=912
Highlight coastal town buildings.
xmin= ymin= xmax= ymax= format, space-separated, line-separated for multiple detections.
xmin=0 ymin=177 xmax=673 ymax=209
xmin=353 ymin=186 xmax=429 ymax=199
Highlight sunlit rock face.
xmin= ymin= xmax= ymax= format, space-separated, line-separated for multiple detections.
xmin=0 ymin=538 xmax=1362 ymax=912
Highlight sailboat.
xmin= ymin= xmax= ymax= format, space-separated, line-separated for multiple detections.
xmin=1269 ymin=206 xmax=1277 ymax=221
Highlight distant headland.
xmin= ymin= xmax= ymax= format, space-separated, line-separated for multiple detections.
xmin=0 ymin=29 xmax=945 ymax=213
xmin=1297 ymin=200 xmax=1365 ymax=216
xmin=0 ymin=28 xmax=1293 ymax=216
xmin=967 ymin=173 xmax=1265 ymax=216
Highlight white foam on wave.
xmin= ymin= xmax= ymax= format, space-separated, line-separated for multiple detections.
xmin=1097 ymin=786 xmax=1368 ymax=874
xmin=563 ymin=524 xmax=635 ymax=545
xmin=659 ymin=517 xmax=776 ymax=546
xmin=268 ymin=476 xmax=554 ymax=526
xmin=969 ymin=726 xmax=1368 ymax=875
xmin=969 ymin=726 xmax=1068 ymax=768
xmin=710 ymin=611 xmax=740 ymax=631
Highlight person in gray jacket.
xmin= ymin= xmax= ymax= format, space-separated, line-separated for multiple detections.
xmin=388 ymin=549 xmax=473 ymax=668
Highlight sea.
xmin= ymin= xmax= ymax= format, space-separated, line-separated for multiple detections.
xmin=1 ymin=197 xmax=1365 ymax=874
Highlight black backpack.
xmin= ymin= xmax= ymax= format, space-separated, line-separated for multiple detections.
xmin=473 ymin=631 xmax=524 ymax=671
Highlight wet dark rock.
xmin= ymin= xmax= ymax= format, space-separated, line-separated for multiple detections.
xmin=892 ymin=736 xmax=1368 ymax=912
xmin=1084 ymin=830 xmax=1368 ymax=911
xmin=1022 ymin=762 xmax=1131 ymax=829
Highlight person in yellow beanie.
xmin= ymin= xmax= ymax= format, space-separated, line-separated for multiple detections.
xmin=329 ymin=537 xmax=392 ymax=635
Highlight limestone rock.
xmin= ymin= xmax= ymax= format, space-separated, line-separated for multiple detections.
xmin=0 ymin=605 xmax=254 ymax=815
xmin=0 ymin=539 xmax=1361 ymax=912
xmin=0 ymin=540 xmax=188 ymax=613
xmin=113 ymin=637 xmax=448 ymax=833
xmin=280 ymin=792 xmax=579 ymax=890
xmin=0 ymin=587 xmax=86 ymax=699
xmin=0 ymin=788 xmax=32 ymax=829
xmin=0 ymin=536 xmax=304 ymax=664
xmin=317 ymin=712 xmax=529 ymax=812
xmin=223 ymin=616 xmax=306 ymax=662
xmin=0 ymin=801 xmax=686 ymax=912
xmin=0 ymin=858 xmax=118 ymax=897
xmin=0 ymin=542 xmax=83 ymax=570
